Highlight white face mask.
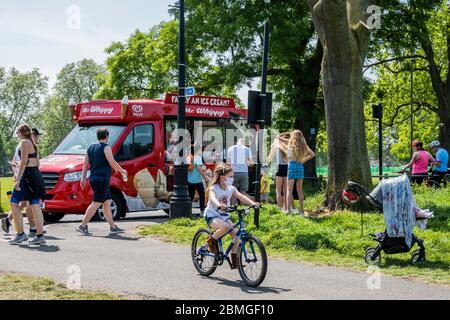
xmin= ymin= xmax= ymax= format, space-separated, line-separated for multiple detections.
xmin=225 ymin=177 xmax=234 ymax=186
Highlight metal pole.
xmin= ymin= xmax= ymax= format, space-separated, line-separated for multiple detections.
xmin=410 ymin=58 xmax=415 ymax=158
xmin=378 ymin=104 xmax=383 ymax=180
xmin=254 ymin=21 xmax=270 ymax=228
xmin=170 ymin=0 xmax=192 ymax=219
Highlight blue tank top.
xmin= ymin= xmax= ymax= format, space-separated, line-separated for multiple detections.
xmin=87 ymin=142 xmax=112 ymax=181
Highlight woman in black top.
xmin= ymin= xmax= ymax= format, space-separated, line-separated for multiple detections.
xmin=77 ymin=128 xmax=128 ymax=236
xmin=9 ymin=124 xmax=46 ymax=245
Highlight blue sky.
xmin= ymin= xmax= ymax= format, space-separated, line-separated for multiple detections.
xmin=0 ymin=1 xmax=254 ymax=100
xmin=0 ymin=0 xmax=171 ymax=88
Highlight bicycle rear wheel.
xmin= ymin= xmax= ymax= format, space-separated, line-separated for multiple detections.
xmin=191 ymin=228 xmax=217 ymax=277
xmin=425 ymin=179 xmax=441 ymax=189
xmin=237 ymin=235 xmax=267 ymax=287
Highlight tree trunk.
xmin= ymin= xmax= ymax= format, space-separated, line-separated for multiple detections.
xmin=308 ymin=0 xmax=373 ymax=209
xmin=293 ymin=41 xmax=323 ymax=179
xmin=439 ymin=94 xmax=450 ymax=151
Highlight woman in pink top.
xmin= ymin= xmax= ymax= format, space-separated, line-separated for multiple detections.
xmin=402 ymin=140 xmax=435 ymax=185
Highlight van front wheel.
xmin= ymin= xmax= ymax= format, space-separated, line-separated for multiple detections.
xmin=93 ymin=193 xmax=125 ymax=221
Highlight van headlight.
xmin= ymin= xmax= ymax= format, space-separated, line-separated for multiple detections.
xmin=64 ymin=171 xmax=90 ymax=182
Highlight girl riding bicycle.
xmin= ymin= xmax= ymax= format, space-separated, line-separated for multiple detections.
xmin=204 ymin=163 xmax=260 ymax=269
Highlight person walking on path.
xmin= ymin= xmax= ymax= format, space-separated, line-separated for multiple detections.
xmin=9 ymin=124 xmax=46 ymax=245
xmin=402 ymin=140 xmax=435 ymax=185
xmin=286 ymin=130 xmax=315 ymax=216
xmin=227 ymin=138 xmax=254 ymax=198
xmin=429 ymin=140 xmax=449 ymax=186
xmin=187 ymin=144 xmax=210 ymax=215
xmin=268 ymin=133 xmax=290 ymax=211
xmin=2 ymin=128 xmax=42 ymax=235
xmin=76 ymin=128 xmax=127 ymax=236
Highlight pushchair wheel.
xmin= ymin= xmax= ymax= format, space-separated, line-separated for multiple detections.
xmin=364 ymin=247 xmax=381 ymax=265
xmin=411 ymin=250 xmax=426 ymax=265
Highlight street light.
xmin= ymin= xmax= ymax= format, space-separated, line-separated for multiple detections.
xmin=410 ymin=58 xmax=415 ymax=157
xmin=372 ymin=103 xmax=383 ymax=179
xmin=170 ymin=0 xmax=192 ymax=219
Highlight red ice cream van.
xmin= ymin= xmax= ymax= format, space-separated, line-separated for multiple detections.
xmin=39 ymin=93 xmax=248 ymax=222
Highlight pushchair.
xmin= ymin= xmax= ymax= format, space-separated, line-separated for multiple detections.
xmin=343 ymin=179 xmax=426 ymax=265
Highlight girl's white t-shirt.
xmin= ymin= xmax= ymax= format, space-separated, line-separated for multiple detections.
xmin=205 ymin=184 xmax=237 ymax=220
xmin=12 ymin=144 xmax=21 ymax=174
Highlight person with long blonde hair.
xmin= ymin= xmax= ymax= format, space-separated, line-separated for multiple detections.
xmin=286 ymin=130 xmax=315 ymax=215
xmin=204 ymin=163 xmax=259 ymax=269
xmin=268 ymin=132 xmax=291 ymax=210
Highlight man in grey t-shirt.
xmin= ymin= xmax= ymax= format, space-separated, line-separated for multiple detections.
xmin=227 ymin=138 xmax=254 ymax=195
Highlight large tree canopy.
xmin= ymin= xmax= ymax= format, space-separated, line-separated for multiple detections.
xmin=97 ymin=1 xmax=324 ymax=176
xmin=184 ymin=0 xmax=324 ymax=176
xmin=96 ymin=21 xmax=233 ymax=100
xmin=371 ymin=0 xmax=450 ymax=150
xmin=0 ymin=68 xmax=48 ymax=159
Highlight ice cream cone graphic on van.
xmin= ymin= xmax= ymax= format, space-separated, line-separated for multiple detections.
xmin=155 ymin=169 xmax=172 ymax=200
xmin=133 ymin=168 xmax=157 ymax=207
xmin=121 ymin=95 xmax=129 ymax=119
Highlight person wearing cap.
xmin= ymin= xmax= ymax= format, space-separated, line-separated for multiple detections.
xmin=429 ymin=141 xmax=449 ymax=186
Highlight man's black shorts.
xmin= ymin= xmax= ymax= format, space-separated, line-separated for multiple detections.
xmin=90 ymin=177 xmax=111 ymax=203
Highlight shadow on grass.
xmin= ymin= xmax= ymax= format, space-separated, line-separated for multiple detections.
xmin=383 ymin=257 xmax=450 ymax=272
xmin=294 ymin=232 xmax=336 ymax=251
xmin=204 ymin=275 xmax=291 ymax=295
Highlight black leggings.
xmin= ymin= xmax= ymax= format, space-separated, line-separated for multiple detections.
xmin=188 ymin=183 xmax=205 ymax=212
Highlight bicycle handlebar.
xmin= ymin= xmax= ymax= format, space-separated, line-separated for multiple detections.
xmin=225 ymin=205 xmax=259 ymax=215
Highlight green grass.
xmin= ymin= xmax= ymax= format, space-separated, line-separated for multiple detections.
xmin=0 ymin=273 xmax=122 ymax=300
xmin=139 ymin=185 xmax=450 ymax=285
xmin=0 ymin=177 xmax=13 ymax=213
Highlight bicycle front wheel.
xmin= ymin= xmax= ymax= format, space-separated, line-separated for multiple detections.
xmin=191 ymin=228 xmax=217 ymax=277
xmin=237 ymin=235 xmax=268 ymax=287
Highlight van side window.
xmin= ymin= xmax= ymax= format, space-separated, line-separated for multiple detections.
xmin=117 ymin=124 xmax=154 ymax=161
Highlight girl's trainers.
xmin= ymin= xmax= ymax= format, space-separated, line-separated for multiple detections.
xmin=29 ymin=235 xmax=46 ymax=245
xmin=9 ymin=233 xmax=28 ymax=245
xmin=2 ymin=217 xmax=11 ymax=234
xmin=109 ymin=226 xmax=125 ymax=236
xmin=76 ymin=225 xmax=92 ymax=236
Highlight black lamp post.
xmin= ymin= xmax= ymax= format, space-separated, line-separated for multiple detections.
xmin=253 ymin=21 xmax=270 ymax=228
xmin=170 ymin=0 xmax=192 ymax=219
xmin=372 ymin=103 xmax=383 ymax=179
xmin=410 ymin=58 xmax=416 ymax=158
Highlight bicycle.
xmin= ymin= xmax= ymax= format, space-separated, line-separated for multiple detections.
xmin=191 ymin=205 xmax=268 ymax=287
xmin=398 ymin=170 xmax=448 ymax=188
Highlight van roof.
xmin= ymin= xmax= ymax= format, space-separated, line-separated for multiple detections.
xmin=74 ymin=93 xmax=247 ymax=124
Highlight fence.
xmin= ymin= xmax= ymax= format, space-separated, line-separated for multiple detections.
xmin=316 ymin=166 xmax=404 ymax=177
